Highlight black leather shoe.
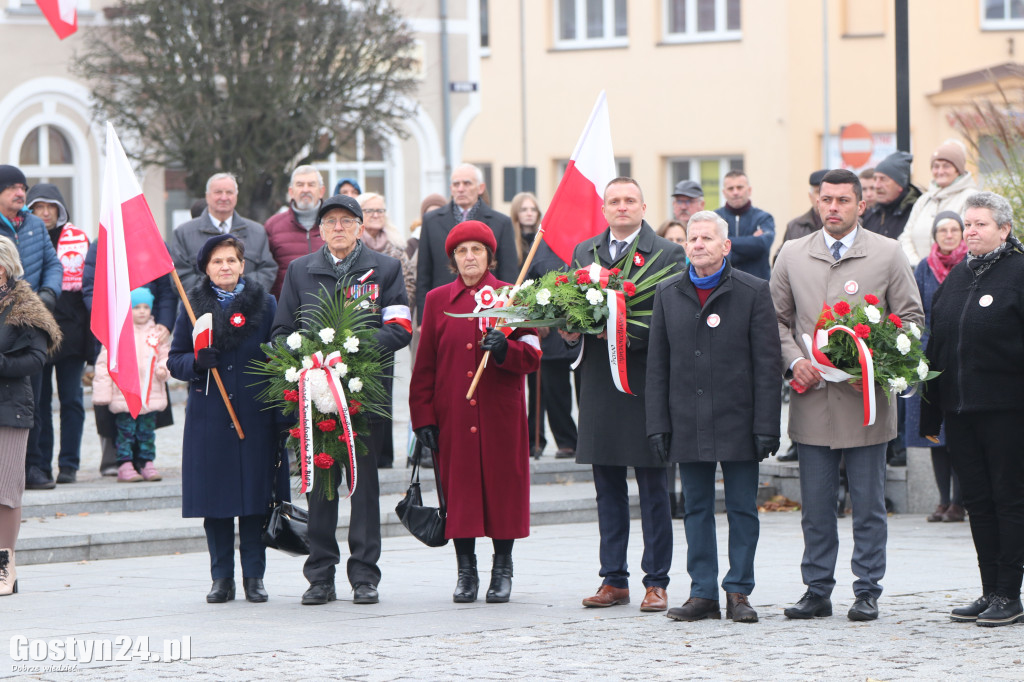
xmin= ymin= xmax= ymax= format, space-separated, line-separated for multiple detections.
xmin=242 ymin=578 xmax=268 ymax=603
xmin=301 ymin=581 xmax=337 ymax=605
xmin=784 ymin=591 xmax=832 ymax=619
xmin=977 ymin=595 xmax=1024 ymax=627
xmin=666 ymin=597 xmax=721 ymax=622
xmin=776 ymin=446 xmax=798 ymax=463
xmin=848 ymin=593 xmax=879 ymax=621
xmin=352 ymin=583 xmax=379 ymax=604
xmin=453 ymin=554 xmax=479 ymax=603
xmin=485 ymin=554 xmax=513 ymax=603
xmin=951 ymin=594 xmax=993 ymax=622
xmin=56 ymin=468 xmax=77 ymax=484
xmin=206 ymin=578 xmax=235 ymax=603
xmin=25 ymin=466 xmax=56 ymax=490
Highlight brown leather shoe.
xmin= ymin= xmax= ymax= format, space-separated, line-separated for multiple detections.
xmin=726 ymin=592 xmax=759 ymax=623
xmin=942 ymin=504 xmax=966 ymax=522
xmin=926 ymin=504 xmax=949 ymax=522
xmin=666 ymin=596 xmax=721 ymax=621
xmin=582 ymin=585 xmax=630 ymax=608
xmin=640 ymin=586 xmax=668 ymax=612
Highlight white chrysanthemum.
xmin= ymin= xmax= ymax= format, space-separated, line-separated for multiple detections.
xmin=888 ymin=376 xmax=909 ymax=392
xmin=332 ymin=362 xmax=348 ymax=378
xmin=520 ymin=279 xmax=534 ymax=289
xmin=286 ymin=332 xmax=303 ymax=350
xmin=318 ymin=327 xmax=336 ymax=344
xmin=535 ymin=288 xmax=552 ymax=305
xmin=865 ymin=305 xmax=881 ymax=324
xmin=586 ymin=288 xmax=604 ymax=305
xmin=908 ymin=321 xmax=921 ymax=339
xmin=284 ymin=367 xmax=301 ymax=383
xmin=306 ymin=371 xmax=339 ymax=414
xmin=917 ymin=360 xmax=929 ymax=381
xmin=343 ymin=336 xmax=360 ymax=354
xmin=896 ymin=333 xmax=912 ymax=355
xmin=301 ymin=356 xmax=314 ymax=370
xmin=348 ymin=377 xmax=363 ymax=393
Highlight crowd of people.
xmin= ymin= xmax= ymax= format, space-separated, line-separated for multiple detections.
xmin=0 ymin=148 xmax=1021 ymax=630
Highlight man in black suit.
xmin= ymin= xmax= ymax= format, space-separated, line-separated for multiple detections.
xmin=562 ymin=177 xmax=686 ymax=614
xmin=415 ymin=163 xmax=518 ymax=322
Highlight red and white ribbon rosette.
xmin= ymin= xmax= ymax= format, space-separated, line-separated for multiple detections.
xmin=570 ymin=263 xmax=633 ymax=395
xmin=473 ymin=286 xmax=514 ymax=367
xmin=800 ymin=326 xmax=877 ymax=426
xmin=297 ymin=350 xmax=359 ymax=497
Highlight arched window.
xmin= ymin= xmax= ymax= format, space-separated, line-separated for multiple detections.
xmin=19 ymin=124 xmax=76 ymax=219
xmin=314 ymin=128 xmax=390 ymax=199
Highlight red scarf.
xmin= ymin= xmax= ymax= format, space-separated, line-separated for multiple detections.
xmin=926 ymin=240 xmax=968 ymax=284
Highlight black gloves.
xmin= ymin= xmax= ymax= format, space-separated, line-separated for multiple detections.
xmin=648 ymin=433 xmax=670 ymax=463
xmin=415 ymin=425 xmax=440 ymax=456
xmin=38 ymin=288 xmax=57 ymax=312
xmin=481 ymin=327 xmax=508 ymax=364
xmin=754 ymin=434 xmax=781 ymax=461
xmin=196 ymin=346 xmax=220 ymax=370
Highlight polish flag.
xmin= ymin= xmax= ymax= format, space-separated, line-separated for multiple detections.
xmin=91 ymin=123 xmax=175 ymax=417
xmin=541 ymin=91 xmax=617 ymax=264
xmin=192 ymin=313 xmax=213 ymax=358
xmin=35 ymin=0 xmax=77 ymax=40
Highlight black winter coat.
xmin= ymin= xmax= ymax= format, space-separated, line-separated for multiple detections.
xmin=415 ymin=202 xmax=518 ymax=322
xmin=921 ymin=249 xmax=1024 ymax=435
xmin=646 ymin=263 xmax=782 ymax=462
xmin=862 ymin=184 xmax=922 ymax=240
xmin=571 ymin=222 xmax=686 ymax=467
xmin=0 ymin=281 xmax=62 ymax=429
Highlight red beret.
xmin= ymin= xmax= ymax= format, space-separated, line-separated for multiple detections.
xmin=444 ymin=220 xmax=497 ymax=256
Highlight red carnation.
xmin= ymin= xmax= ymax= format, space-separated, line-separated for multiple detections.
xmin=349 ymin=400 xmax=362 ymax=415
xmin=609 ymin=268 xmax=621 ymax=276
xmin=833 ymin=301 xmax=851 ymax=316
xmin=854 ymin=323 xmax=871 ymax=338
xmin=283 ymin=389 xmax=299 ymax=402
xmin=289 ymin=427 xmax=301 ymax=439
xmin=820 ymin=309 xmax=834 ymax=322
xmin=864 ymin=294 xmax=879 ymax=305
xmin=576 ymin=269 xmax=591 ymax=285
xmin=317 ymin=419 xmax=337 ymax=432
xmin=338 ymin=431 xmax=358 ymax=444
xmin=888 ymin=313 xmax=903 ymax=328
xmin=622 ymin=281 xmax=637 ymax=297
xmin=555 ymin=274 xmax=569 ymax=285
xmin=314 ymin=453 xmax=334 ymax=469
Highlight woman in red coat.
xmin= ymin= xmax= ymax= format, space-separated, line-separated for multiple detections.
xmin=409 ymin=220 xmax=540 ymax=604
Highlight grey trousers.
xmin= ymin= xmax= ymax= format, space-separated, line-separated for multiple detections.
xmin=796 ymin=442 xmax=888 ymax=599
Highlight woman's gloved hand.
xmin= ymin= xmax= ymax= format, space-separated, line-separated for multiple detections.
xmin=481 ymin=327 xmax=508 ymax=364
xmin=196 ymin=346 xmax=220 ymax=370
xmin=414 ymin=425 xmax=440 ymax=455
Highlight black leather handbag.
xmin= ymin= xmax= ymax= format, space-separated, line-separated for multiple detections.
xmin=395 ymin=450 xmax=447 ymax=547
xmin=262 ymin=444 xmax=310 ymax=556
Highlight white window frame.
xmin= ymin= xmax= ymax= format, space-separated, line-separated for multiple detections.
xmin=666 ymin=155 xmax=743 ymax=211
xmin=980 ymin=0 xmax=1024 ymax=30
xmin=312 ymin=128 xmax=405 ymax=228
xmin=554 ymin=0 xmax=628 ymax=51
xmin=662 ymin=0 xmax=741 ymax=44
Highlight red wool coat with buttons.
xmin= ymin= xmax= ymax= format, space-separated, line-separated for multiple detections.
xmin=409 ymin=272 xmax=541 ymax=539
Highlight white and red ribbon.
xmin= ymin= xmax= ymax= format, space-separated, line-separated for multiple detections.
xmin=800 ymin=326 xmax=877 ymax=426
xmin=297 ymin=350 xmax=358 ymax=497
xmin=142 ymin=334 xmax=160 ymax=408
xmin=568 ymin=264 xmax=632 ymax=395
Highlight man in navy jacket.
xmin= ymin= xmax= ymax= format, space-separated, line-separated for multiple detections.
xmin=714 ymin=170 xmax=775 ymax=281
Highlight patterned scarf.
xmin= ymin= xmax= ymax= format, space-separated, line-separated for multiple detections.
xmin=323 ymin=240 xmax=364 ymax=279
xmin=454 ymin=198 xmax=484 ymax=224
xmin=967 ymin=234 xmax=1024 ymax=276
xmin=211 ymin=279 xmax=246 ymax=308
xmin=926 ymin=241 xmax=968 ymax=284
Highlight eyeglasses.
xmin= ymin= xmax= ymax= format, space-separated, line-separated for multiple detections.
xmin=322 ymin=217 xmax=362 ymax=230
xmin=362 ymin=208 xmax=387 ymax=215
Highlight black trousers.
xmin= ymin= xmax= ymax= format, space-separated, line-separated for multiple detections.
xmin=527 ymin=359 xmax=579 ymax=451
xmin=945 ymin=410 xmax=1024 ymax=598
xmin=303 ymin=432 xmax=382 ymax=588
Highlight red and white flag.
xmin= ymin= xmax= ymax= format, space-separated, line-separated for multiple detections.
xmin=191 ymin=313 xmax=213 ymax=359
xmin=91 ymin=123 xmax=175 ymax=417
xmin=35 ymin=0 xmax=77 ymax=39
xmin=542 ymin=91 xmax=617 ymax=264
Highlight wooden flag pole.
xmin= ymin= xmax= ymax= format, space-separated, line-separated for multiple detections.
xmin=171 ymin=270 xmax=246 ymax=439
xmin=466 ymin=226 xmax=546 ymax=400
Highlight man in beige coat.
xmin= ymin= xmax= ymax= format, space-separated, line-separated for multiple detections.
xmin=770 ymin=169 xmax=924 ymax=622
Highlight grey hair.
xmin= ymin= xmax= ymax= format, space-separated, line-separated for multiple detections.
xmin=289 ymin=165 xmax=324 ymax=186
xmin=687 ymin=210 xmax=729 ymax=240
xmin=452 ymin=163 xmax=484 ymax=185
xmin=205 ymin=172 xmax=238 ymax=193
xmin=0 ymin=236 xmax=24 ymax=279
xmin=964 ymin=191 xmax=1013 ymax=228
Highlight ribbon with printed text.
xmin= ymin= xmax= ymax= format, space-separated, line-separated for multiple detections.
xmin=297 ymin=350 xmax=359 ymax=497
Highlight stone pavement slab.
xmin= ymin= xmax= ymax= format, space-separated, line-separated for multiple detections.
xmin=2 ymin=513 xmax=1021 ymax=681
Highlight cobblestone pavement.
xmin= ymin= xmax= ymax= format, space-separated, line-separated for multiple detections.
xmin=4 ymin=515 xmax=1023 ymax=681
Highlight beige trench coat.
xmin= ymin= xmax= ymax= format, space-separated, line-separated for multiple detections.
xmin=770 ymin=227 xmax=924 ymax=449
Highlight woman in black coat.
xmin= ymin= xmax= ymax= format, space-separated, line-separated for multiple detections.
xmin=922 ymin=191 xmax=1024 ymax=627
xmin=168 ymin=235 xmax=288 ymax=604
xmin=0 ymin=236 xmax=61 ymax=596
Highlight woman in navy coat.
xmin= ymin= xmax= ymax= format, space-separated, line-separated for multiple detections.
xmin=168 ymin=234 xmax=288 ymax=604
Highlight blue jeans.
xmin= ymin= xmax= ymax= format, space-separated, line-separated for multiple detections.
xmin=679 ymin=461 xmax=760 ymax=599
xmin=35 ymin=358 xmax=86 ymax=474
